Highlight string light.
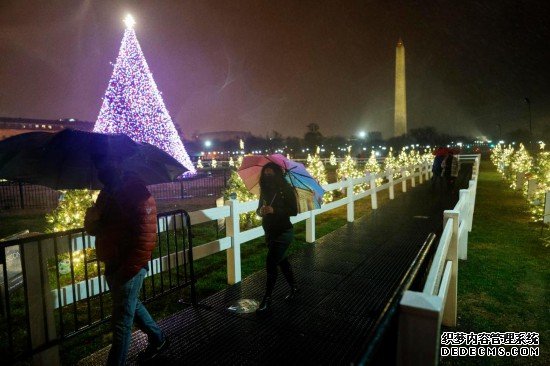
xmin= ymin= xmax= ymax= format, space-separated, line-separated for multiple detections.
xmin=306 ymin=147 xmax=333 ymax=203
xmin=94 ymin=15 xmax=196 ymax=175
xmin=364 ymin=150 xmax=383 ymax=187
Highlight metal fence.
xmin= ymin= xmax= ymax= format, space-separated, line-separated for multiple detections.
xmin=0 ymin=210 xmax=197 ymax=364
xmin=0 ymin=181 xmax=61 ymax=210
xmin=0 ymin=169 xmax=230 ymax=211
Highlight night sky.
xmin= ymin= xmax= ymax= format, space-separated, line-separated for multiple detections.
xmin=1 ymin=0 xmax=549 ymax=139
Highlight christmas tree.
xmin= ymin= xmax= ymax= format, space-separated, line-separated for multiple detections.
xmin=364 ymin=150 xmax=383 ymax=187
xmin=336 ymin=147 xmax=365 ymax=193
xmin=46 ymin=190 xmax=99 ymax=232
xmin=398 ymin=148 xmax=411 ymax=176
xmin=510 ymin=143 xmax=532 ymax=189
xmin=384 ymin=147 xmax=400 ymax=178
xmin=329 ymin=151 xmax=337 ymax=166
xmin=306 ymin=147 xmax=333 ymax=203
xmin=221 ymin=146 xmax=260 ymax=228
xmin=94 ymin=15 xmax=195 ymax=175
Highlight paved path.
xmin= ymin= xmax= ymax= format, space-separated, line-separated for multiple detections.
xmin=80 ymin=166 xmax=470 ymax=365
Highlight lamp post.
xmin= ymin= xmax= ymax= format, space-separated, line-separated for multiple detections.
xmin=496 ymin=123 xmax=502 ymax=141
xmin=524 ymin=97 xmax=532 ymax=148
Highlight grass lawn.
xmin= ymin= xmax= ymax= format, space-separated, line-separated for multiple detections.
xmin=441 ymin=161 xmax=549 ymax=366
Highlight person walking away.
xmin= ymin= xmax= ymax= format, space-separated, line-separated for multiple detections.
xmin=84 ymin=157 xmax=168 ymax=365
xmin=431 ymin=147 xmax=446 ymax=190
xmin=441 ymin=150 xmax=459 ymax=191
xmin=256 ymin=162 xmax=299 ymax=315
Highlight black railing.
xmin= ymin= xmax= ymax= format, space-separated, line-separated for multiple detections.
xmin=0 ymin=210 xmax=196 ymax=364
xmin=148 ymin=169 xmax=228 ymax=200
xmin=0 ymin=181 xmax=61 ymax=210
xmin=355 ymin=233 xmax=437 ymax=366
xmin=0 ymin=169 xmax=230 ymax=210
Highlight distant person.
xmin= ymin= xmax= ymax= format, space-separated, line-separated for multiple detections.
xmin=441 ymin=149 xmax=460 ymax=191
xmin=256 ymin=162 xmax=299 ymax=315
xmin=84 ymin=157 xmax=168 ymax=365
xmin=431 ymin=147 xmax=447 ymax=189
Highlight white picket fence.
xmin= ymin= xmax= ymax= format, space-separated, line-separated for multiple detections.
xmin=45 ymin=162 xmax=433 ymax=308
xmin=13 ymin=155 xmax=480 ymax=365
xmin=397 ymin=154 xmax=481 ymax=366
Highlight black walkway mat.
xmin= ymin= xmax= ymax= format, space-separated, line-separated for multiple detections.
xmin=79 ymin=167 xmax=470 ymax=365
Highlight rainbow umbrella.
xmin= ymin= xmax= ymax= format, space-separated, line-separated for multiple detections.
xmin=237 ymin=154 xmax=324 ymax=210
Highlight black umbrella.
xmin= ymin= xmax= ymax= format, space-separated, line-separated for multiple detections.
xmin=0 ymin=129 xmax=188 ymax=190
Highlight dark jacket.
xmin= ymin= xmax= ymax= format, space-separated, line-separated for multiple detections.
xmin=257 ymin=182 xmax=298 ymax=238
xmin=85 ymin=176 xmax=157 ymax=282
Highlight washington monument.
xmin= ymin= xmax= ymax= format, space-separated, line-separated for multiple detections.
xmin=394 ymin=38 xmax=407 ymax=137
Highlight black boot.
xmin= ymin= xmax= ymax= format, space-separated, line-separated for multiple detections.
xmin=280 ymin=259 xmax=298 ymax=301
xmin=256 ymin=296 xmax=272 ymax=315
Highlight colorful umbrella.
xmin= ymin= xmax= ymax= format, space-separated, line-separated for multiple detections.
xmin=237 ymin=154 xmax=325 ymax=210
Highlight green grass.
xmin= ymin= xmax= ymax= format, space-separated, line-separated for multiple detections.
xmin=0 ymin=212 xmax=47 ymax=238
xmin=441 ymin=161 xmax=549 ymax=366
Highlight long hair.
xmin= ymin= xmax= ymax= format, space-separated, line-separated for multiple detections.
xmin=259 ymin=162 xmax=286 ymax=196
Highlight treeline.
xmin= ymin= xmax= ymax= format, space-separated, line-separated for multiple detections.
xmin=180 ymin=125 xmax=472 ymax=157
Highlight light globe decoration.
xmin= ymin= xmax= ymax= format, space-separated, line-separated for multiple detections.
xmin=94 ymin=14 xmax=196 ymax=175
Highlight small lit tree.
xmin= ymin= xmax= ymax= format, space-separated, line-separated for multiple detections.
xmin=510 ymin=144 xmax=532 ymax=189
xmin=46 ymin=190 xmax=99 ymax=232
xmin=384 ymin=147 xmax=400 ymax=178
xmin=222 ymin=147 xmax=260 ymax=228
xmin=398 ymin=148 xmax=411 ymax=176
xmin=306 ymin=147 xmax=333 ymax=203
xmin=529 ymin=151 xmax=550 ymax=223
xmin=364 ymin=150 xmax=383 ymax=186
xmin=329 ymin=151 xmax=337 ymax=166
xmin=337 ymin=147 xmax=365 ymax=193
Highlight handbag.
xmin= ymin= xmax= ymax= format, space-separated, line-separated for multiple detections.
xmin=294 ymin=187 xmax=315 ymax=213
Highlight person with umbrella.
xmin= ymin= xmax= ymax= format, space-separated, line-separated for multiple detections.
xmin=0 ymin=129 xmax=187 ymax=363
xmin=255 ymin=162 xmax=299 ymax=315
xmin=84 ymin=155 xmax=169 ymax=364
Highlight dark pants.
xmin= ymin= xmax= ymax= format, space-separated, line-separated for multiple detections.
xmin=264 ymin=229 xmax=295 ymax=298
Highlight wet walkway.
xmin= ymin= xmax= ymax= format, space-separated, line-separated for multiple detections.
xmin=80 ymin=167 xmax=470 ymax=365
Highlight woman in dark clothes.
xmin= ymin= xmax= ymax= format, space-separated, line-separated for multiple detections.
xmin=256 ymin=162 xmax=299 ymax=314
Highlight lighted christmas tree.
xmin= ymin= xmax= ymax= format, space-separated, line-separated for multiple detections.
xmin=94 ymin=15 xmax=195 ymax=175
xmin=336 ymin=147 xmax=365 ymax=193
xmin=222 ymin=146 xmax=260 ymax=228
xmin=306 ymin=147 xmax=333 ymax=203
xmin=329 ymin=152 xmax=337 ymax=166
xmin=46 ymin=190 xmax=99 ymax=232
xmin=421 ymin=148 xmax=433 ymax=165
xmin=529 ymin=151 xmax=550 ymax=223
xmin=398 ymin=148 xmax=411 ymax=176
xmin=384 ymin=147 xmax=400 ymax=178
xmin=510 ymin=143 xmax=532 ymax=189
xmin=196 ymin=157 xmax=203 ymax=169
xmin=364 ymin=150 xmax=383 ymax=187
